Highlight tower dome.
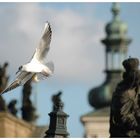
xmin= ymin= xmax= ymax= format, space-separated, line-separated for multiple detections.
xmin=105 ymin=3 xmax=128 ymax=39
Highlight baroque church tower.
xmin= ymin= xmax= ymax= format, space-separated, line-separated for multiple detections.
xmin=81 ymin=3 xmax=131 ymax=137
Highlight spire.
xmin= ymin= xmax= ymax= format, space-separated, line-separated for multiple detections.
xmin=104 ymin=2 xmax=130 ymax=43
xmin=112 ymin=2 xmax=120 ymax=20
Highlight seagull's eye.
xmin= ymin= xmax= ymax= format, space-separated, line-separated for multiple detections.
xmin=19 ymin=66 xmax=22 ymax=70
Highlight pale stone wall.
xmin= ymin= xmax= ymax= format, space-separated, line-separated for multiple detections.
xmin=81 ymin=116 xmax=110 ymax=138
xmin=0 ymin=112 xmax=36 ymax=137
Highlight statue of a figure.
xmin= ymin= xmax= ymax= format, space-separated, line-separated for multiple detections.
xmin=0 ymin=62 xmax=9 ymax=91
xmin=110 ymin=58 xmax=140 ymax=137
xmin=8 ymin=99 xmax=18 ymax=116
xmin=0 ymin=62 xmax=9 ymax=111
xmin=44 ymin=91 xmax=69 ymax=138
xmin=21 ymin=79 xmax=37 ymax=123
xmin=52 ymin=91 xmax=63 ymax=111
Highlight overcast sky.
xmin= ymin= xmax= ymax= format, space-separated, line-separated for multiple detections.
xmin=0 ymin=2 xmax=140 ymax=137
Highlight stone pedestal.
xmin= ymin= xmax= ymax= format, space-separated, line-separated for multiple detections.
xmin=0 ymin=112 xmax=35 ymax=137
xmin=81 ymin=107 xmax=110 ymax=138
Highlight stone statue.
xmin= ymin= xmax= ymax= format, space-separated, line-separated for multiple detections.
xmin=110 ymin=58 xmax=140 ymax=137
xmin=0 ymin=62 xmax=9 ymax=111
xmin=52 ymin=91 xmax=63 ymax=111
xmin=44 ymin=91 xmax=69 ymax=138
xmin=8 ymin=99 xmax=18 ymax=116
xmin=0 ymin=62 xmax=9 ymax=91
xmin=21 ymin=79 xmax=37 ymax=123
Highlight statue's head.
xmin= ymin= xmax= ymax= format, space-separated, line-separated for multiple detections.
xmin=123 ymin=57 xmax=139 ymax=72
xmin=3 ymin=62 xmax=8 ymax=68
xmin=122 ymin=58 xmax=140 ymax=87
xmin=11 ymin=99 xmax=17 ymax=105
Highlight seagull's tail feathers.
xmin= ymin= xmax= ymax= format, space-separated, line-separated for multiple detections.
xmin=31 ymin=61 xmax=54 ymax=83
xmin=32 ymin=73 xmax=46 ymax=82
xmin=46 ymin=61 xmax=54 ymax=74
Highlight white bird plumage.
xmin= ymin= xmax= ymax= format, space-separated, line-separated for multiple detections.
xmin=1 ymin=22 xmax=54 ymax=94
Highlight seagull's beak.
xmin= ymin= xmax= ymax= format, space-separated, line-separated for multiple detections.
xmin=16 ymin=70 xmax=20 ymax=75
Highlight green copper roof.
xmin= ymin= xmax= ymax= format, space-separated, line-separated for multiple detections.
xmin=105 ymin=3 xmax=128 ymax=40
xmin=88 ymin=70 xmax=122 ymax=109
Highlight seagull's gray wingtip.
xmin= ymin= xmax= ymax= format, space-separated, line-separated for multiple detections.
xmin=45 ymin=21 xmax=49 ymax=24
xmin=45 ymin=21 xmax=51 ymax=27
xmin=0 ymin=90 xmax=5 ymax=95
xmin=0 ymin=87 xmax=11 ymax=95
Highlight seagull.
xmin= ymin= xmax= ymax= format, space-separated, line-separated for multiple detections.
xmin=1 ymin=22 xmax=54 ymax=95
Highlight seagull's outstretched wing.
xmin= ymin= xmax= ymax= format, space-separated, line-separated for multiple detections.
xmin=31 ymin=22 xmax=52 ymax=62
xmin=0 ymin=71 xmax=34 ymax=95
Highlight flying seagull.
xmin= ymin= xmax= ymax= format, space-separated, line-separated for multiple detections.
xmin=1 ymin=22 xmax=54 ymax=95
